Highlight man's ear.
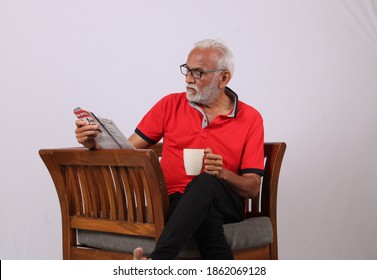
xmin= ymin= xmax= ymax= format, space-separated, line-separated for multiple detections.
xmin=219 ymin=71 xmax=231 ymax=88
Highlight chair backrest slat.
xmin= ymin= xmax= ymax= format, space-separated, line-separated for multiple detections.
xmin=111 ymin=166 xmax=126 ymax=221
xmin=84 ymin=166 xmax=100 ymax=219
xmin=66 ymin=166 xmax=83 ymax=216
xmin=119 ymin=167 xmax=136 ymax=222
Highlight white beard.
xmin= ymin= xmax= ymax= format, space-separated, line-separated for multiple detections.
xmin=186 ymin=76 xmax=221 ymax=105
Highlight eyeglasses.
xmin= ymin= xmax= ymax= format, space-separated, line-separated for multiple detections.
xmin=180 ymin=64 xmax=225 ymax=79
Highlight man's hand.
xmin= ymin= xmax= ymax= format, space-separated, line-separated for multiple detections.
xmin=74 ymin=119 xmax=100 ymax=149
xmin=204 ymin=147 xmax=261 ymax=199
xmin=204 ymin=148 xmax=223 ymax=177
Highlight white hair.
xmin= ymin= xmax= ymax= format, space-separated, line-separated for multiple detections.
xmin=194 ymin=39 xmax=235 ymax=76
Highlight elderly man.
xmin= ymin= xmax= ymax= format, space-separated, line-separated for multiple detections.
xmin=75 ymin=39 xmax=264 ymax=259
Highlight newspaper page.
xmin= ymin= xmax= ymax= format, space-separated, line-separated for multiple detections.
xmin=73 ymin=107 xmax=135 ymax=149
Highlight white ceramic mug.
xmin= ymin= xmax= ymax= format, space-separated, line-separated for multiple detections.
xmin=183 ymin=148 xmax=205 ymax=176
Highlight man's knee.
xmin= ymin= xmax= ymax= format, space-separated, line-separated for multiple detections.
xmin=185 ymin=173 xmax=221 ymax=193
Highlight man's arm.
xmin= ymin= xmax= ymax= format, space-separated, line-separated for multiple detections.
xmin=204 ymin=148 xmax=261 ymax=199
xmin=128 ymin=133 xmax=151 ymax=149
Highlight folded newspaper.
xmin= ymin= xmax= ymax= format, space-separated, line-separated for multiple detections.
xmin=73 ymin=107 xmax=135 ymax=149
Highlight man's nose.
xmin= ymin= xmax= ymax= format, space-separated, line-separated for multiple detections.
xmin=185 ymin=72 xmax=196 ymax=84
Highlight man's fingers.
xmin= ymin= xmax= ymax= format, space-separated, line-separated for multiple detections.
xmin=75 ymin=119 xmax=88 ymax=127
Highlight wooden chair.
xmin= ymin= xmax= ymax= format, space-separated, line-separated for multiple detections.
xmin=39 ymin=142 xmax=286 ymax=260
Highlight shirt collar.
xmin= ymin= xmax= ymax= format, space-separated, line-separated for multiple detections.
xmin=224 ymin=86 xmax=239 ymax=118
xmin=188 ymin=87 xmax=239 ymax=128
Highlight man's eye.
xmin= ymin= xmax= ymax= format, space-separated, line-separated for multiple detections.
xmin=192 ymin=70 xmax=202 ymax=77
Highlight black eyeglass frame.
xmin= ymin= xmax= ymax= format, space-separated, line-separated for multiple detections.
xmin=180 ymin=64 xmax=226 ymax=79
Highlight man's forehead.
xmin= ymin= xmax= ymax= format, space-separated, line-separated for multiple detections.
xmin=186 ymin=48 xmax=220 ymax=69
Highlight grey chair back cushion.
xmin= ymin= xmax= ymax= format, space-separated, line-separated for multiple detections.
xmin=77 ymin=216 xmax=273 ymax=258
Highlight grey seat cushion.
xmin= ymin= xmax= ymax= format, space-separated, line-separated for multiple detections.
xmin=77 ymin=216 xmax=273 ymax=258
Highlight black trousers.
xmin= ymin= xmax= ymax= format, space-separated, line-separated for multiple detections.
xmin=150 ymin=173 xmax=244 ymax=260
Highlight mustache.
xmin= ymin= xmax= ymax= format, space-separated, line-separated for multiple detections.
xmin=186 ymin=84 xmax=198 ymax=91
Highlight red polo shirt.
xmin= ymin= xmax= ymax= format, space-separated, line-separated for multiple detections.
xmin=135 ymin=87 xmax=264 ymax=195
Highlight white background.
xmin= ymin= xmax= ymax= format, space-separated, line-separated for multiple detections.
xmin=0 ymin=0 xmax=376 ymax=260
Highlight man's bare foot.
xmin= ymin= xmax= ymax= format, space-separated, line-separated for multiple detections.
xmin=133 ymin=247 xmax=144 ymax=260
